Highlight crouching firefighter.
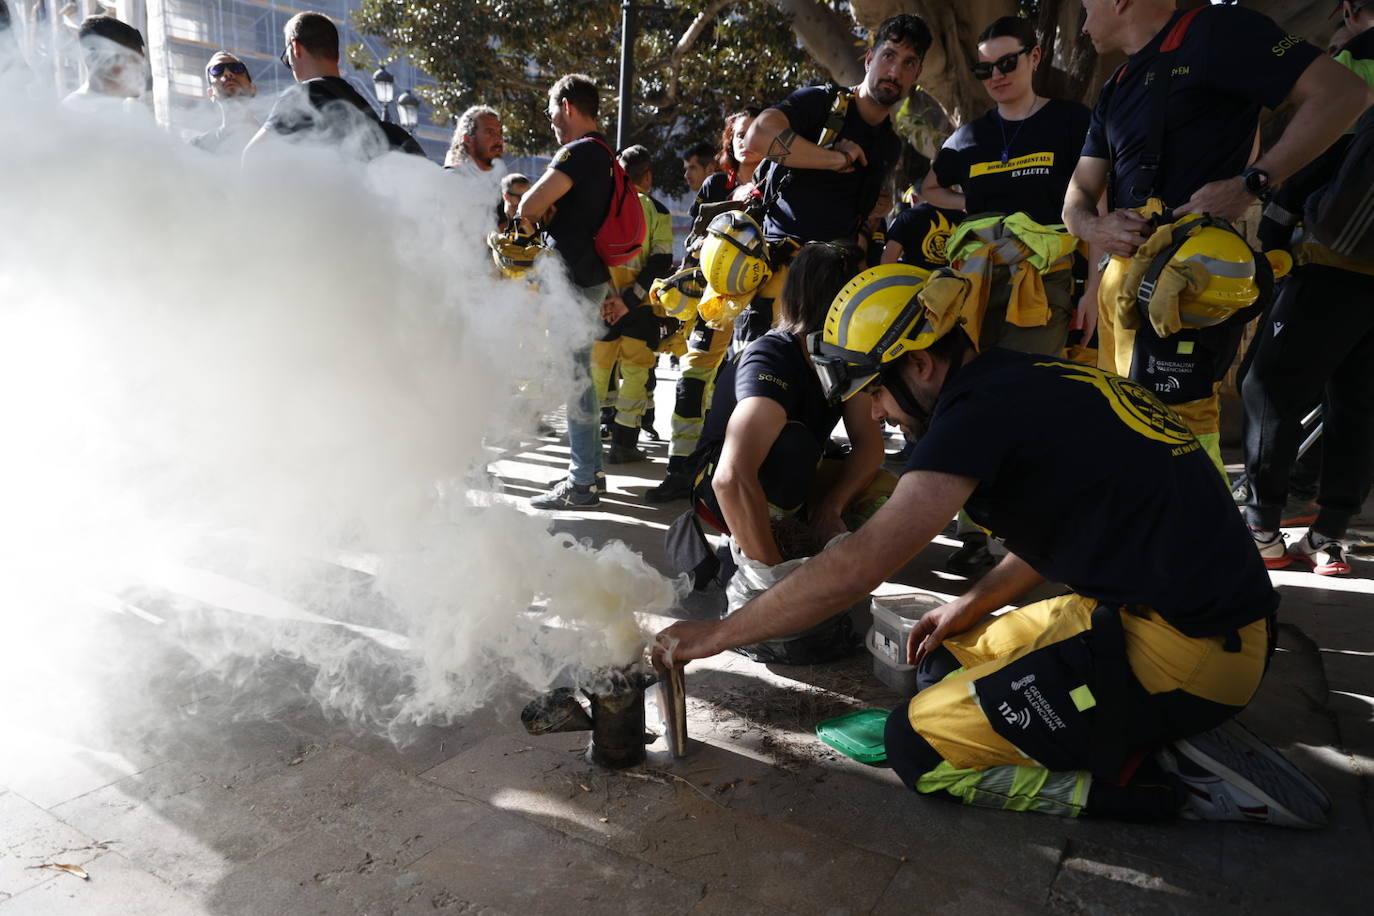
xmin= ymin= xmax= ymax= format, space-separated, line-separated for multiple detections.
xmin=662 ymin=246 xmax=895 ymax=663
xmin=654 ymin=267 xmax=1330 ymax=827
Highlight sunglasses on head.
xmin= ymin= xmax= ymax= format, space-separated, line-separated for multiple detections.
xmin=970 ymin=47 xmax=1032 ymax=81
xmin=208 ymin=60 xmax=248 ymax=78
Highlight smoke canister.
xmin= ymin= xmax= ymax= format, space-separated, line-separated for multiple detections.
xmin=584 ymin=665 xmax=648 ymax=768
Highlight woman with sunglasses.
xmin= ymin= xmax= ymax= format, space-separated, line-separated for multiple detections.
xmin=920 ymin=17 xmax=1092 ymax=578
xmin=921 ymin=17 xmax=1090 ymax=228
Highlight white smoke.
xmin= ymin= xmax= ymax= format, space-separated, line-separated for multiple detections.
xmin=0 ymin=61 xmax=679 ymax=752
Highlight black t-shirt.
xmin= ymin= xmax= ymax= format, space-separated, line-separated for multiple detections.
xmin=933 ymin=98 xmax=1090 ymax=226
xmin=886 ymin=203 xmax=964 ymax=270
xmin=764 ymin=86 xmax=901 ymax=243
xmin=699 ymin=330 xmax=841 ymax=452
xmin=904 ymin=348 xmax=1277 ymax=638
xmin=544 ymin=132 xmax=614 ymax=288
xmin=265 ymin=76 xmax=425 ymax=156
xmin=1083 ymin=5 xmax=1320 ymax=210
xmin=690 ymin=170 xmax=735 ymax=221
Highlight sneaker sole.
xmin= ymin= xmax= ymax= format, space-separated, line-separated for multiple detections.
xmin=1293 ymin=556 xmax=1351 ymax=576
xmin=1174 ymin=722 xmax=1329 ymax=828
xmin=1262 ymin=555 xmax=1293 ymax=570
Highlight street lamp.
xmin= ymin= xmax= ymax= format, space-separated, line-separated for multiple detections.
xmin=396 ymin=91 xmax=420 ymax=131
xmin=372 ymin=66 xmax=395 ymax=121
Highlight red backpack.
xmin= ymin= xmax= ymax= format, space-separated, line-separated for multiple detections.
xmin=587 ymin=136 xmax=646 ymax=267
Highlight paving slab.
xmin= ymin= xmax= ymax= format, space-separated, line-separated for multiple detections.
xmin=0 ymin=850 xmax=209 ymax=916
xmin=0 ymin=790 xmax=104 ymax=902
xmin=49 ymin=760 xmax=294 ymax=897
xmin=424 ymin=728 xmax=901 ymax=914
xmin=404 ymin=803 xmax=707 ymax=916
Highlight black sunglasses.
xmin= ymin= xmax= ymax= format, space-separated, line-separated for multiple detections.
xmin=971 ymin=47 xmax=1033 ymax=81
xmin=208 ymin=61 xmax=248 ymax=78
xmin=280 ymin=43 xmax=292 ymax=70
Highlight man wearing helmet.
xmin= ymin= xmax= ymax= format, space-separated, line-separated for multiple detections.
xmin=655 ymin=265 xmax=1327 ymax=827
xmin=1062 ymin=0 xmax=1365 ymax=473
xmin=733 ymin=14 xmax=929 ymax=349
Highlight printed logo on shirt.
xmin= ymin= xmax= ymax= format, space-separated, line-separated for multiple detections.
xmin=1034 ymin=360 xmax=1198 ymax=451
xmin=1272 ymin=34 xmax=1304 ymax=57
xmin=1273 ymin=320 xmax=1285 ymax=337
xmin=555 ymin=147 xmax=572 ymax=164
xmin=968 ymin=152 xmax=1055 ymax=177
xmin=756 ymin=373 xmax=789 ymax=389
xmin=922 ymin=210 xmax=955 ymax=264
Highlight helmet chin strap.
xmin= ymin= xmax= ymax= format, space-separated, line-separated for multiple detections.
xmin=884 ymin=346 xmax=967 ymax=436
xmin=884 ymin=370 xmax=930 ymax=434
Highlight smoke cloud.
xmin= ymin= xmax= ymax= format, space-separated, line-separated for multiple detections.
xmin=0 ymin=62 xmax=678 ymax=754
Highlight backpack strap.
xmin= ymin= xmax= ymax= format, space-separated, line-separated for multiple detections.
xmin=1129 ymin=5 xmax=1206 ymax=202
xmin=586 ymin=134 xmax=623 ymax=227
xmin=756 ymin=85 xmax=854 ymax=224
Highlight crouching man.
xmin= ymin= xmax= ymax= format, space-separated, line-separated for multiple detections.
xmin=655 ymin=269 xmax=1329 ymax=826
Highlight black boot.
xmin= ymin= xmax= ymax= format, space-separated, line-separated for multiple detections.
xmin=641 ymin=408 xmax=661 ymax=441
xmin=945 ymin=531 xmax=996 ymax=576
xmin=605 ymin=423 xmax=647 ymax=464
xmin=646 ymin=457 xmax=693 ymax=502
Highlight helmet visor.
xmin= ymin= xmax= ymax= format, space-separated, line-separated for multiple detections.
xmin=808 ymin=333 xmax=881 ymax=404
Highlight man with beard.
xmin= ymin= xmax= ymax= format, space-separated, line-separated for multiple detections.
xmin=731 ymin=14 xmax=928 ymax=347
xmin=446 ymin=105 xmax=508 ymax=185
xmin=191 ymin=51 xmax=260 ymax=156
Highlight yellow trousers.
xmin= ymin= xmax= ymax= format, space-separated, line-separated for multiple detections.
xmin=591 ymin=336 xmax=656 ymax=429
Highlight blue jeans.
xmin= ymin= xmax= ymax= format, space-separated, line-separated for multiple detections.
xmin=568 ymin=282 xmax=608 ymax=486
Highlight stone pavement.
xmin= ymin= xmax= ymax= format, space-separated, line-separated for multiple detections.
xmin=1 ymin=375 xmax=1371 ymax=914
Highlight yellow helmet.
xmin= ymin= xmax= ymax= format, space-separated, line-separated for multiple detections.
xmin=808 ymin=264 xmax=936 ymax=403
xmin=1139 ymin=214 xmax=1259 ymax=328
xmin=648 ymin=267 xmax=705 ymax=320
xmin=487 ymin=227 xmax=546 ymax=278
xmin=699 ymin=210 xmax=770 ymax=298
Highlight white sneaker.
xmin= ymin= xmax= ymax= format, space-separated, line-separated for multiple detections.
xmin=1250 ymin=527 xmax=1290 ymax=570
xmin=1157 ymin=719 xmax=1329 ymax=829
xmin=1288 ymin=530 xmax=1351 ymax=576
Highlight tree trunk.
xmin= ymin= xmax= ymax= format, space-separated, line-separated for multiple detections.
xmin=769 ymin=0 xmax=866 ymax=86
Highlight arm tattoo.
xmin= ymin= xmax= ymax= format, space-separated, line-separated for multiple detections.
xmin=766 ymin=127 xmax=797 ymax=163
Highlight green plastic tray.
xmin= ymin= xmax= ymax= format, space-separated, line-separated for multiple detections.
xmin=815 ymin=709 xmax=889 ymax=765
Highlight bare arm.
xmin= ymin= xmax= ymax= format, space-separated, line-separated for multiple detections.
xmin=1177 ymin=54 xmax=1368 ymax=220
xmin=656 ymin=470 xmax=977 ymax=665
xmin=809 ymin=392 xmax=886 ymax=542
xmin=743 ymin=107 xmax=863 ymax=173
xmin=712 ymin=397 xmax=789 ymax=566
xmin=1063 ymin=155 xmax=1150 ymax=258
xmin=880 ymin=239 xmax=904 ymax=265
xmin=906 ymin=552 xmax=1046 ymax=665
xmin=920 ymin=169 xmax=965 ymax=212
xmin=514 ymin=168 xmax=574 ymax=231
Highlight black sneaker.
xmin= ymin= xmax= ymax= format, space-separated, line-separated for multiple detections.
xmin=530 ymin=477 xmax=601 ymax=509
xmin=1157 ymin=719 xmax=1329 ymax=829
xmin=646 ymin=470 xmax=692 ymax=503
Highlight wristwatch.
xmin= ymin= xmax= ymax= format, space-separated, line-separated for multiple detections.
xmin=1240 ymin=167 xmax=1273 ymax=202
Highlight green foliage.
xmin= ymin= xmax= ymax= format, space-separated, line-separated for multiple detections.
xmin=350 ymin=0 xmax=835 ymax=195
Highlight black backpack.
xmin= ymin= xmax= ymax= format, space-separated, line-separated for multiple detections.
xmin=1304 ymin=105 xmax=1374 ymax=262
